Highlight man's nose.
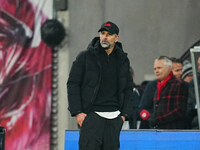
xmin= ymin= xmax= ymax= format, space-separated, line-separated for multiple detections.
xmin=104 ymin=33 xmax=109 ymax=38
xmin=102 ymin=36 xmax=108 ymax=41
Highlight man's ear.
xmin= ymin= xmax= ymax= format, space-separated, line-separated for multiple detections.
xmin=168 ymin=65 xmax=172 ymax=71
xmin=115 ymin=35 xmax=119 ymax=43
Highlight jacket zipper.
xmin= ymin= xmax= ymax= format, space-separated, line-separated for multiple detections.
xmin=90 ymin=61 xmax=101 ymax=104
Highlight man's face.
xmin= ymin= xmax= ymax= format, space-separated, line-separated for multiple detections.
xmin=197 ymin=57 xmax=200 ymax=72
xmin=172 ymin=62 xmax=183 ymax=80
xmin=183 ymin=73 xmax=193 ymax=83
xmin=100 ymin=30 xmax=119 ymax=49
xmin=154 ymin=60 xmax=171 ymax=82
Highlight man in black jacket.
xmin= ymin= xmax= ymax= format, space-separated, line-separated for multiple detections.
xmin=67 ymin=21 xmax=133 ymax=150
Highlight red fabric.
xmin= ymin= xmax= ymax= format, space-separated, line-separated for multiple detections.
xmin=104 ymin=23 xmax=111 ymax=27
xmin=140 ymin=109 xmax=150 ymax=120
xmin=0 ymin=1 xmax=52 ymax=150
xmin=157 ymin=72 xmax=173 ymax=98
xmin=152 ymin=76 xmax=188 ymax=129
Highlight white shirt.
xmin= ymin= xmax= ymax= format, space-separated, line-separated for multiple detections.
xmin=95 ymin=110 xmax=120 ymax=119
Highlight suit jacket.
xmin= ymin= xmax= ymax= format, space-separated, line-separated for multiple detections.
xmin=152 ymin=76 xmax=188 ymax=129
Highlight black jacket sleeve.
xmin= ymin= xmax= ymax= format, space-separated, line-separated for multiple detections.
xmin=67 ymin=51 xmax=86 ymax=116
xmin=138 ymin=80 xmax=157 ymax=114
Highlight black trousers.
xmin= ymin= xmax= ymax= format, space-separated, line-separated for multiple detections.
xmin=79 ymin=112 xmax=123 ymax=150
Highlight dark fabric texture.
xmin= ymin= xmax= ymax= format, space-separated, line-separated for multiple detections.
xmin=93 ymin=49 xmax=118 ymax=112
xmin=187 ymin=76 xmax=200 ymax=129
xmin=152 ymin=76 xmax=188 ymax=129
xmin=147 ymin=116 xmax=157 ymax=128
xmin=79 ymin=112 xmax=123 ymax=150
xmin=138 ymin=80 xmax=157 ymax=129
xmin=129 ymin=87 xmax=142 ymax=129
xmin=67 ymin=37 xmax=134 ymax=118
xmin=139 ymin=80 xmax=157 ymax=113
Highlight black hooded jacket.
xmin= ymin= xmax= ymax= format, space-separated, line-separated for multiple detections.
xmin=67 ymin=37 xmax=134 ymax=119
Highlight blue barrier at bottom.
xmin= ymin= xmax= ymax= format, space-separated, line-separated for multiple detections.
xmin=65 ymin=130 xmax=200 ymax=150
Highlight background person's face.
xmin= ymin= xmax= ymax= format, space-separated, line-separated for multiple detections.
xmin=172 ymin=62 xmax=183 ymax=80
xmin=154 ymin=60 xmax=171 ymax=82
xmin=197 ymin=57 xmax=200 ymax=72
xmin=183 ymin=73 xmax=193 ymax=83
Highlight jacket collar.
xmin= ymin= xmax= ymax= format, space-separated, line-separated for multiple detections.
xmin=87 ymin=37 xmax=127 ymax=62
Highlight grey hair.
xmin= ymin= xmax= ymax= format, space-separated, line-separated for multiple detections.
xmin=155 ymin=56 xmax=172 ymax=67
